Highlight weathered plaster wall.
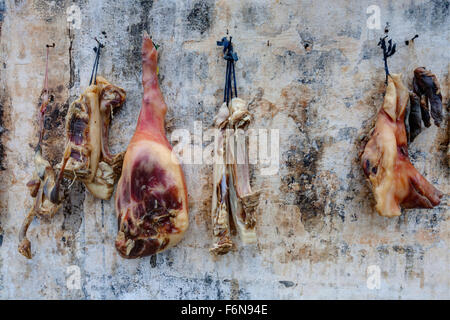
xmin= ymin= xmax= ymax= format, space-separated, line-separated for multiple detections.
xmin=0 ymin=0 xmax=448 ymax=299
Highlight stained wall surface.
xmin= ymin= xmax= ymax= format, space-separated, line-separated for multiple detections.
xmin=0 ymin=0 xmax=448 ymax=299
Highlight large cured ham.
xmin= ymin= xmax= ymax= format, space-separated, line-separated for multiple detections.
xmin=360 ymin=74 xmax=442 ymax=217
xmin=114 ymin=33 xmax=188 ymax=258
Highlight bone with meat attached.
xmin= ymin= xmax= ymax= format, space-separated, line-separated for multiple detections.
xmin=210 ymin=98 xmax=259 ymax=255
xmin=114 ymin=33 xmax=188 ymax=258
xmin=19 ymin=145 xmax=62 ymax=259
xmin=19 ymin=46 xmax=62 ymax=259
xmin=19 ymin=87 xmax=62 ymax=259
xmin=227 ymin=98 xmax=259 ymax=244
xmin=56 ymin=76 xmax=126 ymax=200
xmin=361 ymin=74 xmax=442 ymax=217
xmin=210 ymin=102 xmax=233 ymax=254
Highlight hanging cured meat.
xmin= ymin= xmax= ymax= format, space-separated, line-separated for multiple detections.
xmin=55 ymin=40 xmax=126 ymax=200
xmin=210 ymin=102 xmax=233 ymax=254
xmin=360 ymin=36 xmax=442 ymax=217
xmin=56 ymin=76 xmax=126 ymax=200
xmin=227 ymin=98 xmax=259 ymax=244
xmin=361 ymin=73 xmax=442 ymax=217
xmin=406 ymin=67 xmax=444 ymax=143
xmin=413 ymin=67 xmax=443 ymax=127
xmin=19 ymin=44 xmax=62 ymax=259
xmin=210 ymin=37 xmax=259 ymax=255
xmin=114 ymin=33 xmax=189 ymax=259
xmin=20 ymin=40 xmax=126 ymax=259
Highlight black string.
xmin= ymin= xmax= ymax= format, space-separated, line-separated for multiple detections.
xmin=232 ymin=57 xmax=237 ymax=98
xmin=89 ymin=48 xmax=99 ymax=85
xmin=224 ymin=57 xmax=230 ymax=103
xmin=89 ymin=38 xmax=104 ymax=85
xmin=217 ymin=36 xmax=239 ymax=106
xmin=94 ymin=45 xmax=101 ymax=84
xmin=378 ymin=35 xmax=396 ymax=84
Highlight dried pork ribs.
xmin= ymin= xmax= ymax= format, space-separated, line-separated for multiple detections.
xmin=19 ymin=45 xmax=61 ymax=259
xmin=210 ymin=103 xmax=233 ymax=254
xmin=210 ymin=37 xmax=259 ymax=255
xmin=114 ymin=33 xmax=189 ymax=258
xmin=210 ymin=98 xmax=259 ymax=254
xmin=57 ymin=76 xmax=126 ymax=200
xmin=227 ymin=98 xmax=258 ymax=244
xmin=361 ymin=74 xmax=442 ymax=217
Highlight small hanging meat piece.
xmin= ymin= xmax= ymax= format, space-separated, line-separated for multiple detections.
xmin=210 ymin=103 xmax=233 ymax=254
xmin=19 ymin=145 xmax=62 ymax=259
xmin=361 ymin=74 xmax=442 ymax=217
xmin=210 ymin=37 xmax=259 ymax=255
xmin=412 ymin=67 xmax=443 ymax=127
xmin=56 ymin=39 xmax=126 ymax=200
xmin=82 ymin=77 xmax=126 ymax=199
xmin=406 ymin=67 xmax=443 ymax=143
xmin=97 ymin=77 xmax=127 ymax=170
xmin=19 ymin=44 xmax=62 ymax=259
xmin=56 ymin=76 xmax=126 ymax=200
xmin=227 ymin=98 xmax=259 ymax=244
xmin=408 ymin=92 xmax=423 ymax=143
xmin=58 ymin=84 xmax=101 ymax=180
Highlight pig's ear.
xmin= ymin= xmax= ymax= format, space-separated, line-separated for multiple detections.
xmin=408 ymin=92 xmax=422 ymax=143
xmin=428 ymin=73 xmax=443 ymax=127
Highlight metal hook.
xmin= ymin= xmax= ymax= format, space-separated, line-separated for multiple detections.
xmin=94 ymin=37 xmax=105 ymax=48
xmin=405 ymin=34 xmax=419 ymax=46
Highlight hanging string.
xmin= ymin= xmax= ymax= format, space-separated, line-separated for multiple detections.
xmin=377 ymin=25 xmax=396 ymax=84
xmin=37 ymin=43 xmax=55 ymax=149
xmin=217 ymin=36 xmax=239 ymax=106
xmin=89 ymin=38 xmax=104 ymax=85
xmin=40 ymin=43 xmax=55 ymax=115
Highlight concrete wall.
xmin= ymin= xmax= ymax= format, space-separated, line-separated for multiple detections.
xmin=0 ymin=0 xmax=448 ymax=299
